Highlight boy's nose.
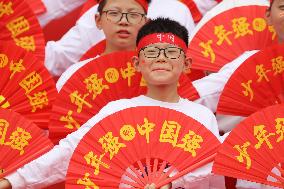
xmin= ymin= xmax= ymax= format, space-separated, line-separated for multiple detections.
xmin=118 ymin=14 xmax=129 ymax=25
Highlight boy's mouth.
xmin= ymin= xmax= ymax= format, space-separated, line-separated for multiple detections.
xmin=117 ymin=30 xmax=131 ymax=38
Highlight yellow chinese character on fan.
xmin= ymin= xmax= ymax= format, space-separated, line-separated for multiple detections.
xmin=105 ymin=67 xmax=119 ymax=83
xmin=0 ymin=2 xmax=13 ymax=18
xmin=84 ymin=152 xmax=110 ymax=175
xmin=0 ymin=119 xmax=9 ymax=144
xmin=14 ymin=36 xmax=35 ymax=52
xmin=254 ymin=125 xmax=275 ymax=149
xmin=70 ymin=91 xmax=92 ymax=113
xmin=0 ymin=95 xmax=10 ymax=109
xmin=120 ymin=124 xmax=136 ymax=141
xmin=84 ymin=74 xmax=109 ymax=100
xmin=60 ymin=110 xmax=81 ymax=130
xmin=19 ymin=71 xmax=42 ymax=94
xmin=256 ymin=64 xmax=270 ymax=82
xmin=271 ymin=56 xmax=284 ymax=75
xmin=252 ymin=18 xmax=267 ymax=32
xmin=275 ymin=118 xmax=284 ymax=143
xmin=241 ymin=80 xmax=254 ymax=102
xmin=120 ymin=62 xmax=136 ymax=87
xmin=27 ymin=91 xmax=49 ymax=112
xmin=5 ymin=127 xmax=31 ymax=155
xmin=77 ymin=172 xmax=99 ymax=189
xmin=137 ymin=118 xmax=155 ymax=143
xmin=99 ymin=132 xmax=126 ymax=160
xmin=159 ymin=120 xmax=181 ymax=147
xmin=177 ymin=130 xmax=203 ymax=157
xmin=6 ymin=16 xmax=30 ymax=37
xmin=232 ymin=17 xmax=253 ymax=39
xmin=234 ymin=141 xmax=251 ymax=169
xmin=268 ymin=25 xmax=277 ymax=40
xmin=10 ymin=59 xmax=25 ymax=79
xmin=0 ymin=54 xmax=9 ymax=68
xmin=214 ymin=25 xmax=233 ymax=46
xmin=199 ymin=40 xmax=216 ymax=63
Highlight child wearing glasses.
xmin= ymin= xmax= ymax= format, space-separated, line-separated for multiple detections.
xmin=0 ymin=17 xmax=225 ymax=189
xmin=45 ymin=0 xmax=196 ymax=77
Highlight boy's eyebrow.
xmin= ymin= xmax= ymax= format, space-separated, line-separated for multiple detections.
xmin=105 ymin=6 xmax=144 ymax=12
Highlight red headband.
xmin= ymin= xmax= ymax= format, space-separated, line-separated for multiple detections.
xmin=98 ymin=0 xmax=148 ymax=11
xmin=137 ymin=33 xmax=188 ymax=52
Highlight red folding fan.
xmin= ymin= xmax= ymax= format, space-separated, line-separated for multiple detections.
xmin=26 ymin=0 xmax=47 ymax=15
xmin=0 ymin=41 xmax=57 ymax=129
xmin=213 ymin=104 xmax=284 ymax=188
xmin=0 ymin=0 xmax=45 ymax=61
xmin=65 ymin=106 xmax=221 ymax=188
xmin=217 ymin=43 xmax=284 ymax=117
xmin=187 ymin=0 xmax=277 ymax=72
xmin=0 ymin=108 xmax=53 ymax=178
xmin=49 ymin=51 xmax=199 ymax=143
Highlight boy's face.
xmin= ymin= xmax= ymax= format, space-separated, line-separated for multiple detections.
xmin=96 ymin=0 xmax=147 ymax=51
xmin=266 ymin=0 xmax=284 ymax=43
xmin=134 ymin=42 xmax=190 ymax=86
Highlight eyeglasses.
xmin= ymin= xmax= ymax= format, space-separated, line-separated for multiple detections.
xmin=140 ymin=46 xmax=184 ymax=59
xmin=102 ymin=10 xmax=146 ymax=24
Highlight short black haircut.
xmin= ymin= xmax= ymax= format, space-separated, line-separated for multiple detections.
xmin=97 ymin=0 xmax=151 ymax=14
xmin=136 ymin=17 xmax=189 ymax=46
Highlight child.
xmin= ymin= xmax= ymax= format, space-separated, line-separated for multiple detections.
xmin=45 ymin=0 xmax=197 ymax=77
xmin=0 ymin=18 xmax=225 ymax=189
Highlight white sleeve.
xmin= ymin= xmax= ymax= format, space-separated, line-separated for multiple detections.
xmin=236 ymin=179 xmax=278 ymax=189
xmin=193 ymin=51 xmax=258 ymax=112
xmin=147 ymin=0 xmax=195 ymax=38
xmin=5 ymin=104 xmax=114 ymax=189
xmin=44 ymin=5 xmax=105 ymax=76
xmin=192 ymin=0 xmax=218 ymax=15
xmin=38 ymin=0 xmax=87 ymax=27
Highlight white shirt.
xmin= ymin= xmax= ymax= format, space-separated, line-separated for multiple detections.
xmin=38 ymin=0 xmax=87 ymax=27
xmin=6 ymin=95 xmax=224 ymax=189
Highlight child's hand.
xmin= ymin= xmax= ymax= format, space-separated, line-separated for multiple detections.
xmin=144 ymin=183 xmax=171 ymax=189
xmin=0 ymin=179 xmax=11 ymax=189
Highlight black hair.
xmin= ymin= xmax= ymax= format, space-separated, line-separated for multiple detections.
xmin=97 ymin=0 xmax=151 ymax=14
xmin=268 ymin=0 xmax=274 ymax=11
xmin=136 ymin=17 xmax=189 ymax=46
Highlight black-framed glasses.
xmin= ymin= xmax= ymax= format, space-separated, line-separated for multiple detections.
xmin=102 ymin=10 xmax=146 ymax=24
xmin=140 ymin=46 xmax=184 ymax=59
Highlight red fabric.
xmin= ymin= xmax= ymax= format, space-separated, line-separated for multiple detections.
xmin=0 ymin=109 xmax=53 ymax=178
xmin=137 ymin=33 xmax=187 ymax=52
xmin=179 ymin=0 xmax=202 ymax=23
xmin=26 ymin=0 xmax=47 ymax=15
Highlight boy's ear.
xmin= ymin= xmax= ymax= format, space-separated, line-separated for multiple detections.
xmin=265 ymin=8 xmax=272 ymax=25
xmin=95 ymin=13 xmax=102 ymax=29
xmin=132 ymin=56 xmax=141 ymax=72
xmin=183 ymin=56 xmax=192 ymax=72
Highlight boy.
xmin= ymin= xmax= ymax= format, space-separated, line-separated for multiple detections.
xmin=0 ymin=18 xmax=225 ymax=189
